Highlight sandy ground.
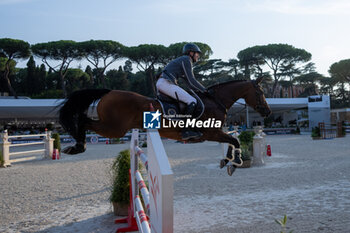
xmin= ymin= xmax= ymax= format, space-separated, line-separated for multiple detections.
xmin=0 ymin=134 xmax=350 ymax=233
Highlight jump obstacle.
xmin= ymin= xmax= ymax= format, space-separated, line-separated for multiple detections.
xmin=0 ymin=129 xmax=54 ymax=167
xmin=318 ymin=122 xmax=343 ymax=139
xmin=116 ymin=129 xmax=173 ymax=233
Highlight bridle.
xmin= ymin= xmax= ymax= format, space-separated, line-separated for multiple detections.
xmin=252 ymin=81 xmax=267 ymax=113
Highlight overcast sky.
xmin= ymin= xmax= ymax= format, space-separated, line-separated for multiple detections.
xmin=1 ymin=0 xmax=350 ymax=76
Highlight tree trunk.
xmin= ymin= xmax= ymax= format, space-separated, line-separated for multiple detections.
xmin=4 ymin=63 xmax=17 ymax=98
xmin=60 ymin=73 xmax=67 ymax=98
xmin=272 ymin=80 xmax=278 ymax=98
xmin=146 ymin=67 xmax=156 ymax=97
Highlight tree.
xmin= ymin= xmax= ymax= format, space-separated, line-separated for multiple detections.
xmin=237 ymin=44 xmax=311 ymax=97
xmin=25 ymin=56 xmax=38 ymax=96
xmin=125 ymin=44 xmax=168 ymax=96
xmin=0 ymin=38 xmax=31 ymax=97
xmin=294 ymin=72 xmax=323 ymax=97
xmin=79 ymin=40 xmax=125 ymax=88
xmin=106 ymin=66 xmax=129 ymax=90
xmin=85 ymin=65 xmax=94 ymax=87
xmin=329 ymin=59 xmax=350 ymax=108
xmin=31 ymin=40 xmax=81 ymax=97
xmin=329 ymin=59 xmax=350 ymax=82
xmin=65 ymin=68 xmax=90 ymax=93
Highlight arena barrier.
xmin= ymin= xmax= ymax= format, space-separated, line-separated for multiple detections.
xmin=116 ymin=129 xmax=173 ymax=233
xmin=318 ymin=122 xmax=343 ymax=139
xmin=0 ymin=129 xmax=54 ymax=167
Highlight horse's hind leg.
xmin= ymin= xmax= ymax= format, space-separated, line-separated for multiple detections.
xmin=61 ymin=115 xmax=88 ymax=155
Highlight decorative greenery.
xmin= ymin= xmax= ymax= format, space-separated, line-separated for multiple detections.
xmin=311 ymin=126 xmax=321 ymax=138
xmin=275 ymin=215 xmax=294 ymax=233
xmin=240 ymin=144 xmax=252 ymax=161
xmin=52 ymin=133 xmax=61 ymax=152
xmin=109 ymin=150 xmax=130 ymax=204
xmin=0 ymin=150 xmax=4 ymax=167
xmin=238 ymin=131 xmax=255 ymax=145
xmin=238 ymin=131 xmax=255 ymax=161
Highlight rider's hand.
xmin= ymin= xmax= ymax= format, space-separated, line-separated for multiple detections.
xmin=205 ymin=89 xmax=214 ymax=97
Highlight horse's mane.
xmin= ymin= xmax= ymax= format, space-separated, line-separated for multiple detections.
xmin=207 ymin=79 xmax=248 ymax=90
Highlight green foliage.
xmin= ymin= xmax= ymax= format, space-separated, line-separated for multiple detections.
xmin=0 ymin=149 xmax=4 ymax=167
xmin=238 ymin=131 xmax=255 ymax=161
xmin=78 ymin=40 xmax=125 ymax=88
xmin=264 ymin=116 xmax=274 ymax=128
xmin=31 ymin=40 xmax=82 ymax=97
xmin=275 ymin=215 xmax=294 ymax=233
xmin=0 ymin=38 xmax=31 ymax=59
xmin=311 ymin=126 xmax=321 ymax=138
xmin=329 ymin=59 xmax=350 ymax=82
xmin=110 ymin=150 xmax=130 ymax=204
xmin=240 ymin=144 xmax=252 ymax=161
xmin=106 ymin=67 xmax=129 ymax=90
xmin=0 ymin=38 xmax=31 ymax=96
xmin=238 ymin=131 xmax=255 ymax=146
xmin=52 ymin=133 xmax=61 ymax=152
xmin=237 ymin=43 xmax=311 ymax=96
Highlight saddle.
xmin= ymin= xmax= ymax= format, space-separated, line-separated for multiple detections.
xmin=156 ymin=90 xmax=205 ymax=120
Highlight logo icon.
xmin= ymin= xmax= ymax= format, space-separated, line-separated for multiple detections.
xmin=143 ymin=110 xmax=161 ymax=129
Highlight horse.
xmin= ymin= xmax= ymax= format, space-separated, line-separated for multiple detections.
xmin=59 ymin=76 xmax=271 ymax=175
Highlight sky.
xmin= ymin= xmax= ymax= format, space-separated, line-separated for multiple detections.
xmin=1 ymin=0 xmax=350 ymax=76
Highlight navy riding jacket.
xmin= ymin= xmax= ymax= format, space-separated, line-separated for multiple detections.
xmin=161 ymin=55 xmax=206 ymax=93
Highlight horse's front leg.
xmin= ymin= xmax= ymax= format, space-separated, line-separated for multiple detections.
xmin=204 ymin=129 xmax=243 ymax=176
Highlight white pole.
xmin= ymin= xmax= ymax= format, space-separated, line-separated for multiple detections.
xmin=1 ymin=130 xmax=11 ymax=167
xmin=44 ymin=130 xmax=54 ymax=159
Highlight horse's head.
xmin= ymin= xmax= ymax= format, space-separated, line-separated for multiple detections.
xmin=244 ymin=76 xmax=271 ymax=118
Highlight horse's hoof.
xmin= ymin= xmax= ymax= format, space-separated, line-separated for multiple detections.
xmin=227 ymin=165 xmax=236 ymax=176
xmin=62 ymin=145 xmax=85 ymax=155
xmin=220 ymin=159 xmax=228 ymax=169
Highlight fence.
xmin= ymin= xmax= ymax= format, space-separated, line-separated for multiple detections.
xmin=116 ymin=129 xmax=173 ymax=233
xmin=0 ymin=130 xmax=54 ymax=167
xmin=318 ymin=122 xmax=343 ymax=139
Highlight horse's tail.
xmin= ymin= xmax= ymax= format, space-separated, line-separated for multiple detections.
xmin=59 ymin=89 xmax=111 ymax=141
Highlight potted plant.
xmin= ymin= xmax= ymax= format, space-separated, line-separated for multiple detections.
xmin=0 ymin=150 xmax=4 ymax=167
xmin=238 ymin=131 xmax=255 ymax=168
xmin=110 ymin=149 xmax=130 ymax=216
xmin=311 ymin=126 xmax=321 ymax=139
xmin=52 ymin=133 xmax=61 ymax=152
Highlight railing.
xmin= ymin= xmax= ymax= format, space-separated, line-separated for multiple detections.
xmin=0 ymin=130 xmax=54 ymax=167
xmin=116 ymin=129 xmax=173 ymax=233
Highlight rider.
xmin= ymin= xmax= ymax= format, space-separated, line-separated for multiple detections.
xmin=156 ymin=43 xmax=206 ymax=140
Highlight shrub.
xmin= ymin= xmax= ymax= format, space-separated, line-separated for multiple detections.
xmin=238 ymin=131 xmax=255 ymax=146
xmin=240 ymin=144 xmax=252 ymax=161
xmin=52 ymin=133 xmax=61 ymax=152
xmin=0 ymin=150 xmax=4 ymax=167
xmin=109 ymin=150 xmax=130 ymax=204
xmin=311 ymin=126 xmax=320 ymax=138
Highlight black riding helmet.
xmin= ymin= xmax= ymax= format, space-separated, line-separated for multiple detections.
xmin=182 ymin=43 xmax=202 ymax=55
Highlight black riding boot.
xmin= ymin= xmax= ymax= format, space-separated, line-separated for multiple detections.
xmin=181 ymin=102 xmax=203 ymax=140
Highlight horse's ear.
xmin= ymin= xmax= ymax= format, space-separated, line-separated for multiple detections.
xmin=256 ymin=75 xmax=265 ymax=84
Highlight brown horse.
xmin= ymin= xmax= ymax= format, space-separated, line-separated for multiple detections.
xmin=59 ymin=76 xmax=271 ymax=175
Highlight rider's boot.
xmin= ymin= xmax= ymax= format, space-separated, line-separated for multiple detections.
xmin=181 ymin=102 xmax=203 ymax=140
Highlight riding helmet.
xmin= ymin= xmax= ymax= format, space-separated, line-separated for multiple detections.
xmin=182 ymin=43 xmax=202 ymax=55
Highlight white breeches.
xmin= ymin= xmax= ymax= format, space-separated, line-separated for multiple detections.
xmin=156 ymin=78 xmax=197 ymax=105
